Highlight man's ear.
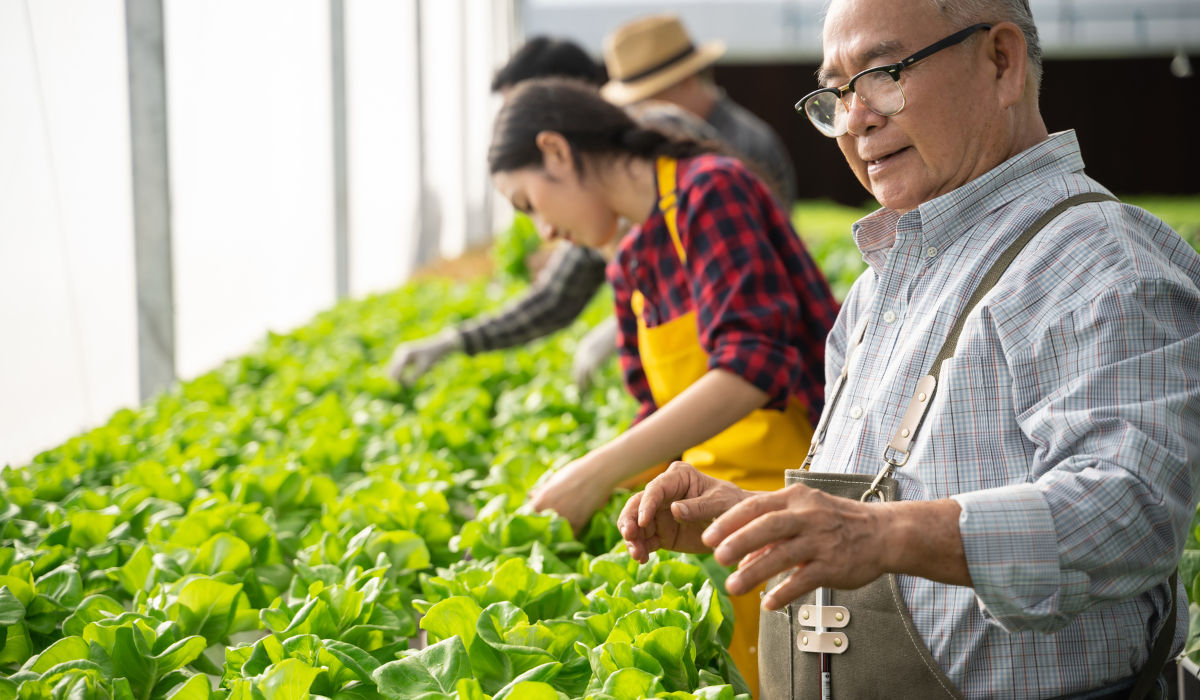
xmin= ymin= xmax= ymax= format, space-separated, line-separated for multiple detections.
xmin=535 ymin=131 xmax=574 ymax=178
xmin=986 ymin=22 xmax=1029 ymax=109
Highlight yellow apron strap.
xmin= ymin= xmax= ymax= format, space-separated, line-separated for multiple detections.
xmin=656 ymin=156 xmax=686 ymax=265
xmin=630 ymin=289 xmax=646 ymax=320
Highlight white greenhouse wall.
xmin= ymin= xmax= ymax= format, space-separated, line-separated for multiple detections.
xmin=421 ymin=0 xmax=470 ymax=261
xmin=345 ymin=0 xmax=423 ymax=295
xmin=1 ymin=0 xmax=513 ymax=467
xmin=164 ymin=0 xmax=338 ymax=380
xmin=0 ymin=0 xmax=139 ymax=468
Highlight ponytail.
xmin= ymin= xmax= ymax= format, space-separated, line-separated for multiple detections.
xmin=488 ymin=77 xmax=714 ymax=175
xmin=618 ymin=126 xmax=711 ymax=161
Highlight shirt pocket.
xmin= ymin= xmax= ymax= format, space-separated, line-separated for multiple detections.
xmin=923 ymin=353 xmax=1033 ymax=492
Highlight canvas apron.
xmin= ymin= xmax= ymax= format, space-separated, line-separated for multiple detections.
xmin=632 ymin=157 xmax=816 ymax=699
xmin=758 ymin=193 xmax=1176 ymax=700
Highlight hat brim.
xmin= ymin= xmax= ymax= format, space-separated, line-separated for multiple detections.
xmin=601 ymin=40 xmax=727 ymax=106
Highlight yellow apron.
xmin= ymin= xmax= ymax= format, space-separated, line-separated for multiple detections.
xmin=630 ymin=157 xmax=815 ymax=699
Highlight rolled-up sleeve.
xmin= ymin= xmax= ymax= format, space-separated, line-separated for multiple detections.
xmin=458 ymin=244 xmax=608 ymax=354
xmin=952 ymin=279 xmax=1200 ymax=633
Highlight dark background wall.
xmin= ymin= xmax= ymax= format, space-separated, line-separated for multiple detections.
xmin=714 ymin=56 xmax=1199 ymax=205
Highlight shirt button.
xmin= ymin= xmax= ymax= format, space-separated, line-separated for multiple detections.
xmin=925 ymin=246 xmax=938 ymax=258
xmin=883 ymin=310 xmax=897 ymax=324
xmin=849 ymin=406 xmax=863 ymax=419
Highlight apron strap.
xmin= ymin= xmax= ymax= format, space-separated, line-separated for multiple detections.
xmin=880 ymin=192 xmax=1119 ymax=467
xmin=1128 ymin=570 xmax=1177 ymax=700
xmin=656 ymin=156 xmax=687 ymax=265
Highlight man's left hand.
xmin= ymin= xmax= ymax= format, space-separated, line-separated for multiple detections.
xmin=701 ymin=484 xmax=970 ymax=610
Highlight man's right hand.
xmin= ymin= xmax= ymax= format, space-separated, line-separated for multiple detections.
xmin=618 ymin=462 xmax=748 ymax=563
xmin=386 ymin=331 xmax=463 ymax=385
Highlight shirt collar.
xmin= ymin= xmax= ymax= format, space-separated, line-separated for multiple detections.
xmin=851 ymin=130 xmax=1087 ymax=270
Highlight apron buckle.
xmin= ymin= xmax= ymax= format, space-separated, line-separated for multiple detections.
xmin=798 ymin=604 xmax=850 ymax=628
xmin=881 ymin=444 xmax=911 ymax=467
xmin=796 ymin=630 xmax=849 ymax=654
xmin=861 ymin=461 xmax=897 ymax=502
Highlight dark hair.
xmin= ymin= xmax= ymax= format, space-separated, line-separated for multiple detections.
xmin=491 ymin=37 xmax=603 ymax=92
xmin=489 ymin=78 xmax=714 ymax=175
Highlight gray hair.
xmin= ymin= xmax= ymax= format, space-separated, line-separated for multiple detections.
xmin=930 ymin=0 xmax=1043 ymax=88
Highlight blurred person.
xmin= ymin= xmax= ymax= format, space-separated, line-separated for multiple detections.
xmin=489 ymin=78 xmax=839 ymax=697
xmin=388 ymin=37 xmax=612 ymax=387
xmin=492 ymin=36 xmax=603 ymax=95
xmin=602 ymin=14 xmax=799 ymax=208
xmin=388 ymin=39 xmax=784 ymax=391
xmin=616 ymin=0 xmax=1200 ymax=697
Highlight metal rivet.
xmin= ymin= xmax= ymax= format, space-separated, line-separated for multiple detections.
xmin=802 ymin=636 xmax=809 ymax=646
xmin=900 ymin=428 xmax=910 ymax=438
xmin=802 ymin=610 xmax=810 ymax=620
xmin=918 ymin=392 xmax=927 ymax=402
xmin=835 ymin=612 xmax=844 ymax=622
xmin=833 ymin=638 xmax=842 ymax=647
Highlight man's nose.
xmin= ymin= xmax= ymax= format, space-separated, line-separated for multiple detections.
xmin=844 ymin=92 xmax=887 ymax=137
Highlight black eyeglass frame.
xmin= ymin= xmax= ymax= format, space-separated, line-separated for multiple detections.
xmin=794 ymin=23 xmax=993 ymax=132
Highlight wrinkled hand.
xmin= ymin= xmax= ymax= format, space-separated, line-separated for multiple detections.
xmin=528 ymin=457 xmax=612 ymax=534
xmin=701 ymin=484 xmax=890 ymax=610
xmin=386 ymin=331 xmax=462 ymax=385
xmin=572 ymin=317 xmax=618 ymax=390
xmin=618 ymin=462 xmax=748 ymax=563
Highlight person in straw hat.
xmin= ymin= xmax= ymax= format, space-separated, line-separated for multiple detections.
xmin=602 ymin=14 xmax=798 ymax=207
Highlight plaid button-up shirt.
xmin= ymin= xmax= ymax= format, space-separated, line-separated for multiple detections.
xmin=610 ymin=154 xmax=838 ymax=425
xmin=811 ymin=131 xmax=1200 ymax=698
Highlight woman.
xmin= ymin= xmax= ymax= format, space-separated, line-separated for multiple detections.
xmin=489 ymin=78 xmax=838 ymax=695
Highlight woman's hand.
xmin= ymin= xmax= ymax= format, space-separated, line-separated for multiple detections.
xmin=528 ymin=455 xmax=614 ymax=534
xmin=618 ymin=462 xmax=749 ymax=563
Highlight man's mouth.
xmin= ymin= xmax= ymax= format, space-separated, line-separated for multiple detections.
xmin=866 ymin=146 xmax=909 ymax=166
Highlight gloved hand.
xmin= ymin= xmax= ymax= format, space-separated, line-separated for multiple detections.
xmin=572 ymin=316 xmax=618 ymax=390
xmin=386 ymin=330 xmax=463 ymax=385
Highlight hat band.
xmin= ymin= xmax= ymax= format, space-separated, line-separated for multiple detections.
xmin=618 ymin=44 xmax=697 ymax=84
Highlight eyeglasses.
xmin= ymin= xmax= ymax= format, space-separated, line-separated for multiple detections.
xmin=795 ymin=23 xmax=992 ymax=138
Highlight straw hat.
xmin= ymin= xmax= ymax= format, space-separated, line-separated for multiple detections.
xmin=601 ymin=14 xmax=726 ymax=106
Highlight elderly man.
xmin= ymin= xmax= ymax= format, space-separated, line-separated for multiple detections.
xmin=619 ymin=0 xmax=1200 ymax=698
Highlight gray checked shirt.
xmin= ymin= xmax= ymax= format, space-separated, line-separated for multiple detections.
xmin=811 ymin=130 xmax=1200 ymax=698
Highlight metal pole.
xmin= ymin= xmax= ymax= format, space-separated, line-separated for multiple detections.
xmin=331 ymin=0 xmax=350 ymax=298
xmin=413 ymin=0 xmax=439 ymax=267
xmin=125 ymin=0 xmax=176 ymax=400
xmin=461 ymin=0 xmax=473 ymax=248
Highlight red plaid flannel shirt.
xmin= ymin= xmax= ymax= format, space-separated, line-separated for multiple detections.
xmin=608 ymin=154 xmax=838 ymax=426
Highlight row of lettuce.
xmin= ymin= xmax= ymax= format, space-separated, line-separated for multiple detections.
xmin=2 ymin=263 xmax=751 ymax=700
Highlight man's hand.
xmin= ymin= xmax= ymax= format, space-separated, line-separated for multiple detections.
xmin=386 ymin=331 xmax=463 ymax=385
xmin=700 ymin=485 xmax=970 ymax=610
xmin=618 ymin=462 xmax=749 ymax=563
